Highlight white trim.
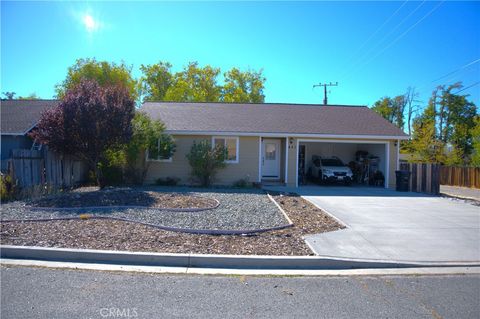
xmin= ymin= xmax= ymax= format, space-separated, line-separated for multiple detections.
xmin=145 ymin=150 xmax=172 ymax=162
xmin=296 ymin=138 xmax=388 ymax=144
xmin=211 ymin=136 xmax=239 ymax=164
xmin=295 ymin=139 xmax=299 ymax=187
xmin=258 ymin=136 xmax=262 ymax=182
xmin=396 ymin=139 xmax=400 ymax=171
xmin=294 ymin=139 xmax=391 ymax=189
xmin=166 ymin=130 xmax=410 ymax=140
xmin=285 ymin=137 xmax=289 ymax=184
xmin=261 ymin=138 xmax=281 ymax=179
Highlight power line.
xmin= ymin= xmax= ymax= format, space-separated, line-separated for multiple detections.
xmin=431 ymin=58 xmax=480 ymax=83
xmin=339 ymin=0 xmax=409 ymax=74
xmin=342 ymin=0 xmax=444 ymax=82
xmin=339 ymin=0 xmax=425 ymax=80
xmin=415 ymin=64 xmax=479 ymax=95
xmin=453 ymin=81 xmax=480 ymax=95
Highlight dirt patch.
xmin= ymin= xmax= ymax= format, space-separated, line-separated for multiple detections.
xmin=271 ymin=194 xmax=345 ymax=234
xmin=29 ymin=189 xmax=217 ymax=210
xmin=1 ymin=195 xmax=344 ymax=255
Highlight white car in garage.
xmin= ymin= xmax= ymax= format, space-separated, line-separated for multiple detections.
xmin=310 ymin=156 xmax=353 ymax=185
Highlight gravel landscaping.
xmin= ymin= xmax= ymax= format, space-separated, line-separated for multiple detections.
xmin=1 ymin=187 xmax=290 ymax=232
xmin=0 ymin=194 xmax=344 ymax=255
xmin=30 ymin=188 xmax=218 ymax=210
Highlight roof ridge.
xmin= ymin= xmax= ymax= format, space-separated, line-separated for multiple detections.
xmin=143 ymin=101 xmax=367 ymax=108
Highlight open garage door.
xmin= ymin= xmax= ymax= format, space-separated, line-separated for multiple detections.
xmin=297 ymin=140 xmax=389 ymax=188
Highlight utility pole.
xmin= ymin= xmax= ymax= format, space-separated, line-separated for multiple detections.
xmin=313 ymin=82 xmax=338 ymax=105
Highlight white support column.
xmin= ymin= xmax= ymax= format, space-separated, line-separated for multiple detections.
xmin=295 ymin=139 xmax=299 ymax=188
xmin=285 ymin=137 xmax=289 ymax=184
xmin=396 ymin=139 xmax=400 ymax=170
xmin=385 ymin=141 xmax=390 ymax=189
xmin=258 ymin=136 xmax=262 ymax=182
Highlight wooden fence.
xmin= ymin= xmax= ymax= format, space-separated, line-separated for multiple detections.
xmin=399 ymin=163 xmax=441 ymax=195
xmin=440 ymin=166 xmax=480 ymax=189
xmin=7 ymin=148 xmax=88 ymax=191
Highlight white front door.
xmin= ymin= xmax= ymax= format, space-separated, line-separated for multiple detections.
xmin=262 ymin=139 xmax=281 ymax=178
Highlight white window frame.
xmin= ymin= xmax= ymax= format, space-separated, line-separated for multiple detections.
xmin=146 ymin=138 xmax=173 ymax=162
xmin=212 ymin=136 xmax=239 ymax=164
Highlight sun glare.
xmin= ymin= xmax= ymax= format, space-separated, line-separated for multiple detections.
xmin=83 ymin=14 xmax=96 ymax=32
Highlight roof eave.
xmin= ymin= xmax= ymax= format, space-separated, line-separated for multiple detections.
xmin=1 ymin=122 xmax=37 ymax=136
xmin=165 ymin=130 xmax=410 ymax=140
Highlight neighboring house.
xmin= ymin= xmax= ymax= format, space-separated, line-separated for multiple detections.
xmin=141 ymin=102 xmax=409 ymax=188
xmin=0 ymin=99 xmax=59 ymax=170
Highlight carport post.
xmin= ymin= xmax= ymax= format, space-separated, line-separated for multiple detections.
xmin=285 ymin=136 xmax=289 ymax=184
xmin=385 ymin=142 xmax=390 ymax=189
xmin=295 ymin=138 xmax=299 ymax=188
xmin=258 ymin=136 xmax=262 ymax=183
xmin=396 ymin=139 xmax=400 ymax=171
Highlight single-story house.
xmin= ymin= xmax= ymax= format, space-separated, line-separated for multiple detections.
xmin=0 ymin=99 xmax=59 ymax=170
xmin=141 ymin=102 xmax=409 ymax=188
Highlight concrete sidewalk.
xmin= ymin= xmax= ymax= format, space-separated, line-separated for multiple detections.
xmin=293 ymin=186 xmax=480 ymax=263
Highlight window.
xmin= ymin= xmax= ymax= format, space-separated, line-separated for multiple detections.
xmin=212 ymin=136 xmax=239 ymax=163
xmin=146 ymin=139 xmax=172 ymax=162
xmin=265 ymin=143 xmax=276 ymax=160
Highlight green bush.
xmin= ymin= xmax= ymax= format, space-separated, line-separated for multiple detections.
xmin=123 ymin=112 xmax=176 ymax=185
xmin=95 ymin=159 xmax=124 ymax=186
xmin=0 ymin=174 xmax=16 ymax=201
xmin=186 ymin=140 xmax=227 ymax=187
xmin=233 ymin=176 xmax=251 ymax=188
xmin=100 ymin=165 xmax=124 ymax=186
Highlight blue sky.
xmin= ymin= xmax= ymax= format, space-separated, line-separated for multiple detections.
xmin=1 ymin=1 xmax=479 ymax=109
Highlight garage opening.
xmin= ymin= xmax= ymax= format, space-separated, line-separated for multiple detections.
xmin=298 ymin=141 xmax=389 ymax=188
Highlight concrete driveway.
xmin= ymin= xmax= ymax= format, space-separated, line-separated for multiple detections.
xmin=298 ymin=186 xmax=480 ymax=263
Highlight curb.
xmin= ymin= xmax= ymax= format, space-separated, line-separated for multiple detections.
xmin=2 ymin=245 xmax=479 ymax=270
xmin=3 ymin=259 xmax=479 ymax=276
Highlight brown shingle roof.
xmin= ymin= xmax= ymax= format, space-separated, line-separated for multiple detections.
xmin=141 ymin=102 xmax=408 ymax=138
xmin=1 ymin=100 xmax=59 ymax=135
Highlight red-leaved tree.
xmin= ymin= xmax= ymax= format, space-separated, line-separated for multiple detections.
xmin=31 ymin=79 xmax=135 ymax=187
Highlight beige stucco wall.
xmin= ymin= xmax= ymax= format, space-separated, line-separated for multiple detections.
xmin=146 ymin=135 xmax=399 ymax=188
xmin=145 ymin=135 xmax=260 ymax=186
xmin=286 ymin=137 xmax=399 ymax=188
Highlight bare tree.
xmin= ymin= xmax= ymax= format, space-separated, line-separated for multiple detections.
xmin=404 ymin=87 xmax=421 ymax=136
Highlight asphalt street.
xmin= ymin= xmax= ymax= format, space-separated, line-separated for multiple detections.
xmin=1 ymin=266 xmax=479 ymax=319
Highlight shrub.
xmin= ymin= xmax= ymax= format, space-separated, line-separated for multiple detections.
xmin=186 ymin=140 xmax=227 ymax=187
xmin=233 ymin=176 xmax=251 ymax=188
xmin=0 ymin=174 xmax=16 ymax=201
xmin=98 ymin=163 xmax=124 ymax=186
xmin=30 ymin=79 xmax=135 ymax=188
xmin=155 ymin=177 xmax=180 ymax=186
xmin=123 ymin=112 xmax=176 ymax=185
